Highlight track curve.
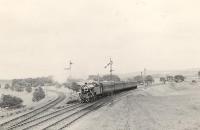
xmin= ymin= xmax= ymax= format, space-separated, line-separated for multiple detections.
xmin=0 ymin=90 xmax=66 ymax=130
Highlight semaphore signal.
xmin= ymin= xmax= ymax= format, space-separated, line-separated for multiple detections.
xmin=104 ymin=58 xmax=114 ymax=81
xmin=65 ymin=60 xmax=73 ymax=79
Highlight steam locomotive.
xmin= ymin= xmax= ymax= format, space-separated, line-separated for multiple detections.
xmin=78 ymin=81 xmax=137 ymax=103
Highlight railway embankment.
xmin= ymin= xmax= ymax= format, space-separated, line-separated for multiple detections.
xmin=68 ymin=82 xmax=200 ymax=130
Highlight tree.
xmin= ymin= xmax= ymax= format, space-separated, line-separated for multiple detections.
xmin=134 ymin=75 xmax=143 ymax=84
xmin=4 ymin=84 xmax=10 ymax=89
xmin=88 ymin=75 xmax=102 ymax=81
xmin=70 ymin=82 xmax=80 ymax=92
xmin=192 ymin=80 xmax=196 ymax=83
xmin=0 ymin=94 xmax=23 ymax=108
xmin=174 ymin=75 xmax=185 ymax=82
xmin=55 ymin=82 xmax=62 ymax=88
xmin=12 ymin=76 xmax=54 ymax=88
xmin=14 ymin=85 xmax=24 ymax=92
xmin=160 ymin=77 xmax=166 ymax=84
xmin=63 ymin=82 xmax=81 ymax=92
xmin=198 ymin=71 xmax=200 ymax=79
xmin=32 ymin=87 xmax=45 ymax=102
xmin=10 ymin=86 xmax=14 ymax=91
xmin=166 ymin=76 xmax=174 ymax=81
xmin=25 ymin=86 xmax=32 ymax=93
xmin=145 ymin=75 xmax=154 ymax=85
xmin=102 ymin=74 xmax=120 ymax=81
xmin=67 ymin=78 xmax=82 ymax=83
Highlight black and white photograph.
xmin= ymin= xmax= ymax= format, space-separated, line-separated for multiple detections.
xmin=1 ymin=0 xmax=200 ymax=130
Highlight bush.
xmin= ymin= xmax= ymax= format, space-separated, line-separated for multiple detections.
xmin=174 ymin=75 xmax=185 ymax=82
xmin=133 ymin=75 xmax=143 ymax=84
xmin=15 ymin=86 xmax=24 ymax=92
xmin=32 ymin=87 xmax=45 ymax=102
xmin=166 ymin=76 xmax=174 ymax=81
xmin=160 ymin=77 xmax=166 ymax=84
xmin=63 ymin=82 xmax=80 ymax=92
xmin=88 ymin=75 xmax=101 ymax=81
xmin=102 ymin=74 xmax=120 ymax=81
xmin=145 ymin=75 xmax=154 ymax=85
xmin=12 ymin=76 xmax=54 ymax=88
xmin=4 ymin=84 xmax=10 ymax=89
xmin=0 ymin=95 xmax=23 ymax=108
xmin=192 ymin=80 xmax=196 ymax=83
xmin=71 ymin=82 xmax=80 ymax=92
xmin=55 ymin=82 xmax=62 ymax=88
xmin=10 ymin=86 xmax=14 ymax=91
xmin=25 ymin=86 xmax=32 ymax=93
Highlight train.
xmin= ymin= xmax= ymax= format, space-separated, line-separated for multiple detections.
xmin=78 ymin=81 xmax=137 ymax=103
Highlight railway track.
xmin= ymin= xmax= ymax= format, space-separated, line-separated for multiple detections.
xmin=25 ymin=90 xmax=134 ymax=130
xmin=43 ymin=99 xmax=106 ymax=130
xmin=8 ymin=103 xmax=85 ymax=130
xmin=0 ymin=90 xmax=66 ymax=130
xmin=2 ymin=89 xmax=135 ymax=130
xmin=44 ymin=90 xmax=134 ymax=130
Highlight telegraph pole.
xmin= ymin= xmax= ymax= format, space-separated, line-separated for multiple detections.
xmin=141 ymin=72 xmax=144 ymax=85
xmin=144 ymin=68 xmax=146 ymax=77
xmin=109 ymin=58 xmax=113 ymax=81
xmin=97 ymin=73 xmax=100 ymax=83
xmin=144 ymin=68 xmax=146 ymax=86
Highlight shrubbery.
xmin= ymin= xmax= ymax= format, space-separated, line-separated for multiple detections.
xmin=0 ymin=95 xmax=23 ymax=108
xmin=166 ymin=76 xmax=174 ymax=81
xmin=63 ymin=82 xmax=80 ymax=92
xmin=12 ymin=76 xmax=54 ymax=88
xmin=144 ymin=75 xmax=154 ymax=85
xmin=127 ymin=75 xmax=142 ymax=84
xmin=4 ymin=84 xmax=10 ymax=89
xmin=25 ymin=86 xmax=32 ymax=93
xmin=160 ymin=77 xmax=166 ymax=84
xmin=101 ymin=74 xmax=120 ymax=81
xmin=32 ymin=87 xmax=45 ymax=102
xmin=87 ymin=74 xmax=121 ymax=82
xmin=192 ymin=80 xmax=196 ymax=83
xmin=10 ymin=86 xmax=14 ymax=91
xmin=174 ymin=75 xmax=185 ymax=82
xmin=15 ymin=85 xmax=24 ymax=92
xmin=70 ymin=82 xmax=80 ymax=92
xmin=9 ymin=76 xmax=54 ymax=93
xmin=128 ymin=75 xmax=154 ymax=86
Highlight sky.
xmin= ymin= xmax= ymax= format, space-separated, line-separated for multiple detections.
xmin=0 ymin=0 xmax=200 ymax=82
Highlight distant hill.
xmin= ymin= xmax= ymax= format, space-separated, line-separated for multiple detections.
xmin=118 ymin=68 xmax=200 ymax=80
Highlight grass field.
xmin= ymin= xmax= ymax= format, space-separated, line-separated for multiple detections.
xmin=68 ymin=81 xmax=200 ymax=130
